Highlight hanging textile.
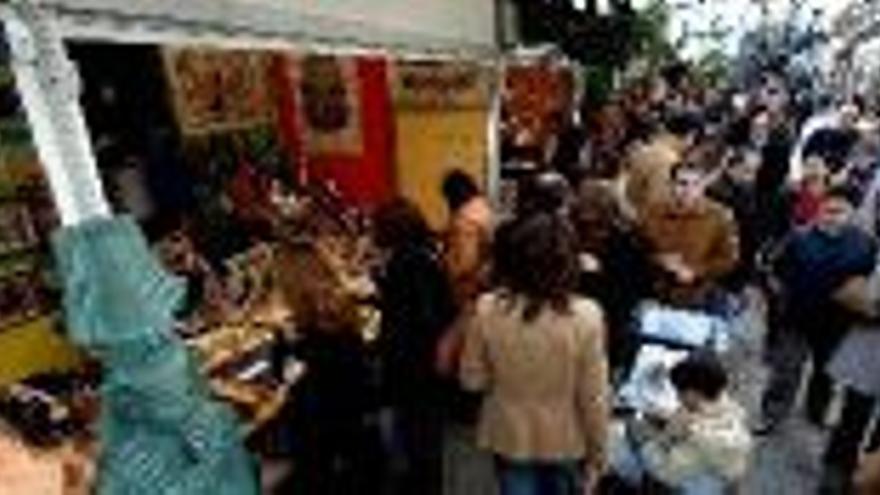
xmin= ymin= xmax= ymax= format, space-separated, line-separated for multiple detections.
xmin=277 ymin=55 xmax=394 ymax=208
xmin=163 ymin=48 xmax=276 ymax=136
xmin=53 ymin=217 xmax=258 ymax=495
xmin=297 ymin=55 xmax=364 ymax=156
xmin=503 ymin=63 xmax=573 ymax=149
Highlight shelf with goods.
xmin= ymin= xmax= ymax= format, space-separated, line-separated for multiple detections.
xmin=0 ymin=155 xmax=60 ymax=336
xmin=170 ymin=188 xmax=381 ymax=434
xmin=0 ymin=20 xmax=77 ymax=387
xmin=0 ymin=1 xmax=497 ymax=491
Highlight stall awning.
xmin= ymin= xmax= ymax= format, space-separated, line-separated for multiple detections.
xmin=35 ymin=0 xmax=498 ymax=58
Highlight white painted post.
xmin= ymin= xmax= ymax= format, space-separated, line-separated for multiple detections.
xmin=2 ymin=0 xmax=110 ymax=226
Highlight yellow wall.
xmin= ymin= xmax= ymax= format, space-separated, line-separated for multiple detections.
xmin=0 ymin=318 xmax=82 ymax=387
xmin=394 ymin=109 xmax=489 ymax=229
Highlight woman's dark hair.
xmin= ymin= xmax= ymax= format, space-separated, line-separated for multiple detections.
xmin=493 ymin=213 xmax=580 ymax=321
xmin=442 ymin=169 xmax=480 ymax=211
xmin=571 ymin=181 xmax=620 ymax=253
xmin=373 ymin=198 xmax=433 ymax=250
xmin=669 ymin=352 xmax=729 ymax=401
xmin=665 ymin=111 xmax=703 ymax=139
xmin=517 ymin=171 xmax=573 ymax=218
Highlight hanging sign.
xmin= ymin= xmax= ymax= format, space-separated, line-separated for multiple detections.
xmin=392 ymin=61 xmax=491 ymax=110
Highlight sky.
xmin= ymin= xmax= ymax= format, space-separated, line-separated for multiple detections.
xmin=661 ymin=0 xmax=854 ymax=59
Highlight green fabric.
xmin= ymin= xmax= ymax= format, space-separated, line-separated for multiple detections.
xmin=53 ymin=216 xmax=258 ymax=495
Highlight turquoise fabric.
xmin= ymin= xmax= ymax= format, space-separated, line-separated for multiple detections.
xmin=53 ymin=217 xmax=258 ymax=495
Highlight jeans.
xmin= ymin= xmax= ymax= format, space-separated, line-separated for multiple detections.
xmin=761 ymin=325 xmax=838 ymax=425
xmin=495 ymin=457 xmax=583 ymax=495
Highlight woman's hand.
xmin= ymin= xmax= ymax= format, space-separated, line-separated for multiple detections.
xmin=583 ymin=465 xmax=604 ymax=495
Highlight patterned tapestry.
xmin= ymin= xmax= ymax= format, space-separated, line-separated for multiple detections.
xmin=163 ymin=48 xmax=276 ymax=135
xmin=287 ymin=55 xmax=364 ymax=156
xmin=503 ymin=63 xmax=574 ymax=148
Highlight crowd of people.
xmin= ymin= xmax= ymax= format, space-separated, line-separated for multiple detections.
xmin=276 ymin=65 xmax=880 ymax=495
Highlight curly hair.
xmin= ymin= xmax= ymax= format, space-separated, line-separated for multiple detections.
xmin=493 ymin=212 xmax=580 ymax=321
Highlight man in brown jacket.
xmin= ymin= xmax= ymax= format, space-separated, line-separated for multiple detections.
xmin=640 ymin=161 xmax=739 ymax=308
xmin=626 ymin=112 xmax=702 ymax=217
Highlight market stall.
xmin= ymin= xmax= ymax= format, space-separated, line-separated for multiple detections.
xmin=0 ymin=0 xmax=499 ymax=492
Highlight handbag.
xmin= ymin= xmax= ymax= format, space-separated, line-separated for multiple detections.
xmin=833 ymin=276 xmax=877 ymax=319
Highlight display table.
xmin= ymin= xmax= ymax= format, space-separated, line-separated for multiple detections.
xmin=186 ymin=303 xmax=304 ymax=435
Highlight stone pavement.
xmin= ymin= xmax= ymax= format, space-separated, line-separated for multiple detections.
xmin=733 ymin=296 xmax=828 ymax=495
xmin=745 ymin=418 xmax=827 ymax=495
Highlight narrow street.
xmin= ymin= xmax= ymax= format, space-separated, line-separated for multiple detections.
xmin=733 ymin=300 xmax=826 ymax=494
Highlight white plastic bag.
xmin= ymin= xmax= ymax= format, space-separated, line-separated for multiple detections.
xmin=638 ymin=304 xmax=729 ymax=352
xmin=617 ymin=344 xmax=689 ymax=415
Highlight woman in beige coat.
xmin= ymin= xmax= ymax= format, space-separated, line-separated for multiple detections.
xmin=460 ymin=213 xmax=610 ymax=495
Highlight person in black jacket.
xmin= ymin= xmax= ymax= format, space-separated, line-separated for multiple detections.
xmin=571 ymin=179 xmax=651 ymax=381
xmin=708 ymin=148 xmax=762 ymax=292
xmin=373 ymin=199 xmax=457 ymax=495
xmin=275 ymin=238 xmax=381 ymax=494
